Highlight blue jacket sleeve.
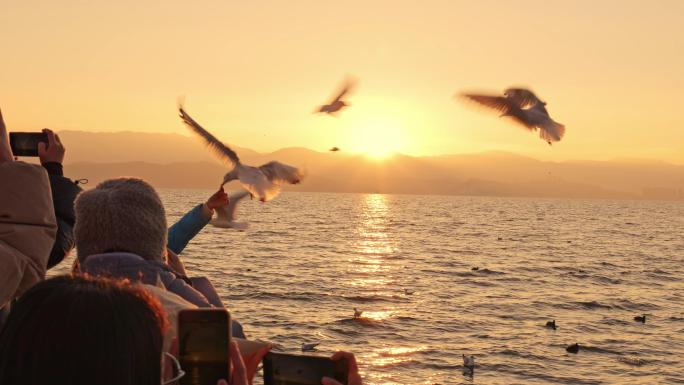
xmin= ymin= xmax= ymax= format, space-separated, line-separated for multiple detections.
xmin=167 ymin=204 xmax=211 ymax=254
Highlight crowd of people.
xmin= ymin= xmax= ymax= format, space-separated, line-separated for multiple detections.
xmin=0 ymin=108 xmax=363 ymax=385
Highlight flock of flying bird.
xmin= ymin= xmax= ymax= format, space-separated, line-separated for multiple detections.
xmin=178 ymin=78 xmax=566 ymax=229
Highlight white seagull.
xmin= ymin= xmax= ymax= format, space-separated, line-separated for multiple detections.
xmin=463 ymin=354 xmax=475 ymax=374
xmin=317 ymin=78 xmax=355 ymax=115
xmin=210 ymin=190 xmax=250 ymax=230
xmin=179 ymin=105 xmax=304 ymax=202
xmin=461 ymin=87 xmax=565 ymax=145
xmin=353 ymin=308 xmax=363 ymax=319
xmin=301 ymin=342 xmax=320 ymax=352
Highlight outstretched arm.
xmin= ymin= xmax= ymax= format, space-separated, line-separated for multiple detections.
xmin=167 ymin=188 xmax=229 ymax=254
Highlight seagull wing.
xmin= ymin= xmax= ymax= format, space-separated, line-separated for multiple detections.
xmin=178 ymin=105 xmax=240 ymax=166
xmin=461 ymin=93 xmax=511 ymax=114
xmin=331 ymin=79 xmax=355 ymax=103
xmin=223 ymin=190 xmax=250 ymax=221
xmin=258 ymin=161 xmax=304 ymax=184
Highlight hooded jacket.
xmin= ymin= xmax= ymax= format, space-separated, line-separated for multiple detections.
xmin=80 ymin=251 xmax=245 ymax=338
xmin=0 ymin=162 xmax=57 ymax=308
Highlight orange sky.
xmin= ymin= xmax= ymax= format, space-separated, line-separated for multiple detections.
xmin=1 ymin=0 xmax=683 ymax=163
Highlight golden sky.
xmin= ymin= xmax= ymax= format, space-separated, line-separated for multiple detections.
xmin=1 ymin=0 xmax=683 ymax=163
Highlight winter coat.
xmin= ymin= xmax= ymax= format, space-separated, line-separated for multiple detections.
xmin=42 ymin=162 xmax=82 ymax=269
xmin=80 ymin=251 xmax=245 ymax=338
xmin=167 ymin=203 xmax=211 ymax=255
xmin=0 ymin=162 xmax=57 ymax=308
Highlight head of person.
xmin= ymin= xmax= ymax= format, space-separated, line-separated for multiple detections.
xmin=74 ymin=178 xmax=167 ymax=264
xmin=0 ymin=274 xmax=168 ymax=385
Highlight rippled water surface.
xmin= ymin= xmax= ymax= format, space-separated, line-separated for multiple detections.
xmin=58 ymin=190 xmax=684 ymax=384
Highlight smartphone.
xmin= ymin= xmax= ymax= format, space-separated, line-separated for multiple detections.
xmin=263 ymin=352 xmax=348 ymax=385
xmin=9 ymin=132 xmax=48 ymax=157
xmin=178 ymin=309 xmax=230 ymax=385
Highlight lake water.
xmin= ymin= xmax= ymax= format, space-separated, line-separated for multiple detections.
xmin=54 ymin=190 xmax=684 ymax=384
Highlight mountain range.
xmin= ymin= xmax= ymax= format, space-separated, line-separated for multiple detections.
xmin=55 ymin=130 xmax=684 ymax=200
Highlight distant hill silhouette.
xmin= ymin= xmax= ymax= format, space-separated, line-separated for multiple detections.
xmin=59 ymin=131 xmax=684 ymax=200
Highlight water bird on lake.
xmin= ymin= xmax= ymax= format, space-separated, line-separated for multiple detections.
xmin=210 ymin=190 xmax=250 ymax=230
xmin=471 ymin=267 xmax=479 ymax=271
xmin=353 ymin=308 xmax=363 ymax=319
xmin=301 ymin=342 xmax=320 ymax=352
xmin=404 ymin=289 xmax=415 ymax=295
xmin=179 ymin=105 xmax=304 ymax=202
xmin=566 ymin=343 xmax=579 ymax=354
xmin=634 ymin=314 xmax=646 ymax=323
xmin=317 ymin=78 xmax=355 ymax=115
xmin=545 ymin=320 xmax=557 ymax=330
xmin=460 ymin=87 xmax=565 ymax=145
xmin=462 ymin=354 xmax=475 ymax=374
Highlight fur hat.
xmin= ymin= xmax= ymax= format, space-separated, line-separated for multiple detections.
xmin=74 ymin=178 xmax=167 ymax=263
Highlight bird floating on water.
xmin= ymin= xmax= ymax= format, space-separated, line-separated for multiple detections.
xmin=317 ymin=78 xmax=355 ymax=115
xmin=404 ymin=289 xmax=415 ymax=295
xmin=179 ymin=104 xmax=304 ymax=202
xmin=634 ymin=314 xmax=646 ymax=323
xmin=210 ymin=190 xmax=250 ymax=230
xmin=353 ymin=308 xmax=363 ymax=319
xmin=301 ymin=342 xmax=320 ymax=352
xmin=566 ymin=343 xmax=579 ymax=354
xmin=462 ymin=354 xmax=475 ymax=374
xmin=545 ymin=320 xmax=557 ymax=330
xmin=460 ymin=87 xmax=565 ymax=145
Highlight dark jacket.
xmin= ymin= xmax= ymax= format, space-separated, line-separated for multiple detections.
xmin=42 ymin=162 xmax=82 ymax=269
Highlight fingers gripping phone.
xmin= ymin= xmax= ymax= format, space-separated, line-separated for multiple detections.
xmin=263 ymin=352 xmax=348 ymax=385
xmin=9 ymin=132 xmax=48 ymax=157
xmin=178 ymin=309 xmax=231 ymax=385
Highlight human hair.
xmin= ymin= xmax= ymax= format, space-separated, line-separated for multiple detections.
xmin=0 ymin=274 xmax=168 ymax=385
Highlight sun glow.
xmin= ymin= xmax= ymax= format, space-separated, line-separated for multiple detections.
xmin=348 ymin=117 xmax=405 ymax=160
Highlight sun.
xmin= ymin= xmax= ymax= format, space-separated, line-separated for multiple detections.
xmin=348 ymin=117 xmax=405 ymax=160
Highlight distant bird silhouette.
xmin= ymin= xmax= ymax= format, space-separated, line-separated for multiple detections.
xmin=210 ymin=190 xmax=250 ymax=230
xmin=329 ymin=147 xmax=340 ymax=152
xmin=460 ymin=87 xmax=565 ymax=145
xmin=179 ymin=105 xmax=304 ymax=202
xmin=317 ymin=78 xmax=355 ymax=115
xmin=301 ymin=342 xmax=319 ymax=352
xmin=462 ymin=354 xmax=475 ymax=374
xmin=566 ymin=343 xmax=579 ymax=354
xmin=404 ymin=289 xmax=415 ymax=295
xmin=471 ymin=267 xmax=480 ymax=271
xmin=634 ymin=314 xmax=646 ymax=323
xmin=545 ymin=320 xmax=557 ymax=330
xmin=353 ymin=308 xmax=363 ymax=319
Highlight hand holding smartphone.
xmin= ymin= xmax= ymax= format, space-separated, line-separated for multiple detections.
xmin=9 ymin=132 xmax=48 ymax=157
xmin=178 ymin=309 xmax=231 ymax=385
xmin=263 ymin=352 xmax=349 ymax=385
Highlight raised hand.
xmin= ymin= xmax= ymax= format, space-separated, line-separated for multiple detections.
xmin=321 ymin=351 xmax=363 ymax=385
xmin=38 ymin=128 xmax=65 ymax=164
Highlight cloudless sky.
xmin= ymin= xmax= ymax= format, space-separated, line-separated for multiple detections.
xmin=1 ymin=0 xmax=683 ymax=162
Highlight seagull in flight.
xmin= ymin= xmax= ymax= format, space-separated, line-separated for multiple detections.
xmin=317 ymin=78 xmax=356 ymax=115
xmin=329 ymin=146 xmax=340 ymax=152
xmin=210 ymin=190 xmax=250 ymax=230
xmin=179 ymin=105 xmax=304 ymax=202
xmin=460 ymin=87 xmax=565 ymax=145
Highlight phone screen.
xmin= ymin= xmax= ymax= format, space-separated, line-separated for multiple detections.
xmin=178 ymin=309 xmax=230 ymax=385
xmin=9 ymin=132 xmax=48 ymax=157
xmin=263 ymin=352 xmax=348 ymax=385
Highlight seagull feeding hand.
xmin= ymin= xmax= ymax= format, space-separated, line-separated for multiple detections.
xmin=317 ymin=78 xmax=355 ymax=115
xmin=210 ymin=190 xmax=250 ymax=230
xmin=179 ymin=105 xmax=304 ymax=202
xmin=460 ymin=87 xmax=565 ymax=145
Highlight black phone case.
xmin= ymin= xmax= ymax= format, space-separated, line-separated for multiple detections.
xmin=263 ymin=352 xmax=348 ymax=385
xmin=9 ymin=132 xmax=48 ymax=157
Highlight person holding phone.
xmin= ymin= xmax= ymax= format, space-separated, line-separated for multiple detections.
xmin=36 ymin=128 xmax=84 ymax=269
xmin=0 ymin=108 xmax=57 ymax=326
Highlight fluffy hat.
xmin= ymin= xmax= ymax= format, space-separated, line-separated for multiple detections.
xmin=74 ymin=178 xmax=167 ymax=263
